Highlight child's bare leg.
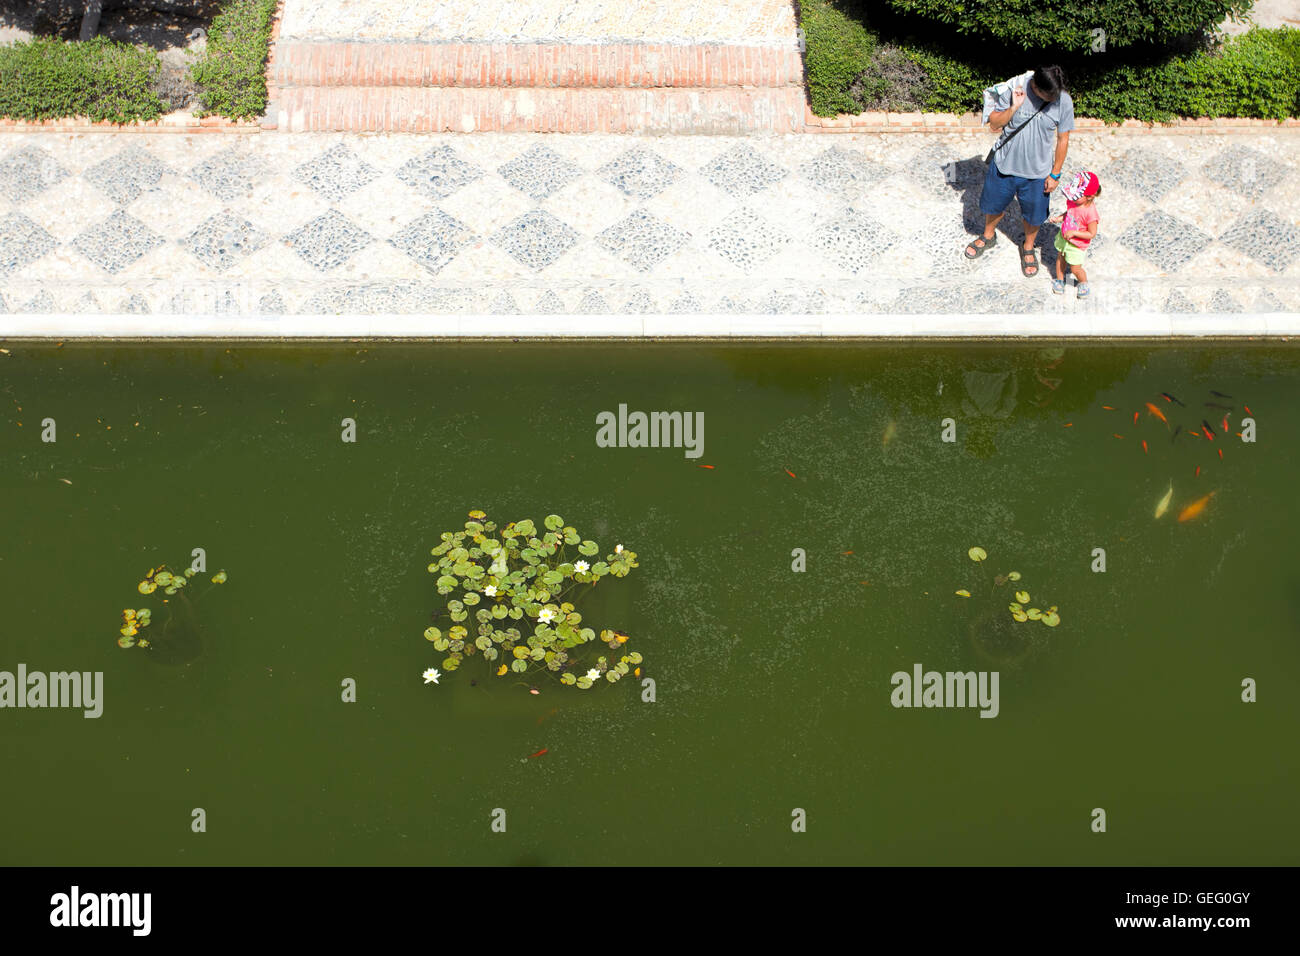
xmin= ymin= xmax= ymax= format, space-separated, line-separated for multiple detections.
xmin=1055 ymin=250 xmax=1066 ymax=281
xmin=1070 ymin=262 xmax=1088 ymax=284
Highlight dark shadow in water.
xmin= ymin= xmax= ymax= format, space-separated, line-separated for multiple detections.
xmin=144 ymin=591 xmax=203 ymax=666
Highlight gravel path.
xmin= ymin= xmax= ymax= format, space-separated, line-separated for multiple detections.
xmin=1 ymin=129 xmax=1297 ymax=317
xmin=277 ymin=0 xmax=798 ymax=44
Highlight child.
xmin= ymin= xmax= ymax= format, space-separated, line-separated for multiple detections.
xmin=1049 ymin=171 xmax=1100 ymax=298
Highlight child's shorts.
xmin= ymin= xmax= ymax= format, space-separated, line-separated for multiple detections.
xmin=1054 ymin=232 xmax=1088 ymax=266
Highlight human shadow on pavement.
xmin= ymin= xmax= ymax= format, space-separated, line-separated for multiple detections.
xmin=942 ymin=154 xmax=1062 ymax=280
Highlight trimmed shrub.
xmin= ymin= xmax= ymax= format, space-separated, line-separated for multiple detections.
xmin=0 ymin=36 xmax=165 ymax=123
xmin=189 ymin=0 xmax=278 ymax=119
xmin=883 ymin=0 xmax=1253 ymax=52
xmin=1071 ymin=29 xmax=1300 ymax=121
xmin=801 ymin=0 xmax=1300 ymax=122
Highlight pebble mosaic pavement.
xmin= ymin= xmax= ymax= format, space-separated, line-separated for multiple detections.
xmin=1 ymin=131 xmax=1297 ymax=317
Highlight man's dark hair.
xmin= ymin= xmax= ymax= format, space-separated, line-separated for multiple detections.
xmin=1032 ymin=65 xmax=1068 ymax=99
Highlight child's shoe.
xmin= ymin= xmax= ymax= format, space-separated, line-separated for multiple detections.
xmin=1051 ymin=278 xmax=1065 ymax=294
xmin=1076 ymin=281 xmax=1091 ymax=299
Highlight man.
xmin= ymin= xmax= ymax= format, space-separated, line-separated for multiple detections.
xmin=963 ymin=65 xmax=1074 ymax=279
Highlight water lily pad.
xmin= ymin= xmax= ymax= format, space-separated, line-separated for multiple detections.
xmin=154 ymin=571 xmax=173 ymax=586
xmin=468 ymin=509 xmax=486 ymax=519
xmin=561 ymin=672 xmax=577 ymax=685
xmin=576 ymin=677 xmax=593 ymax=689
xmin=1008 ymin=602 xmax=1022 ymax=612
xmin=955 ymin=589 xmax=971 ymax=597
xmin=424 ymin=627 xmax=441 ymax=641
xmin=968 ymin=547 xmax=987 ymax=562
xmin=511 ymin=659 xmax=528 ymax=673
xmin=1042 ymin=611 xmax=1061 ymax=627
xmin=211 ymin=571 xmax=228 ymax=584
xmin=1015 ymin=591 xmax=1030 ymax=604
xmin=497 ymin=664 xmax=508 ymax=676
xmin=117 ymin=635 xmax=136 ymax=648
xmin=578 ymin=540 xmax=599 ymax=556
xmin=1011 ymin=609 xmax=1028 ymax=622
xmin=1026 ymin=608 xmax=1043 ymax=620
xmin=544 ymin=514 xmax=564 ymax=530
xmin=1007 ymin=571 xmax=1021 ymax=581
xmin=137 ymin=581 xmax=155 ymax=594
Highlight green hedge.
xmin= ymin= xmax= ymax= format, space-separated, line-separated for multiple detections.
xmin=802 ymin=0 xmax=1300 ymax=122
xmin=0 ymin=36 xmax=165 ymax=123
xmin=1071 ymin=29 xmax=1300 ymax=121
xmin=883 ymin=0 xmax=1252 ymax=53
xmin=190 ymin=0 xmax=279 ymax=119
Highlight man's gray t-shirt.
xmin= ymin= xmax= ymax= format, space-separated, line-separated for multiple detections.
xmin=988 ymin=81 xmax=1074 ymax=179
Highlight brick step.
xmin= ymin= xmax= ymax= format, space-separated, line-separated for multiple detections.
xmin=271 ymin=41 xmax=804 ymax=90
xmin=273 ymin=85 xmax=809 ymax=133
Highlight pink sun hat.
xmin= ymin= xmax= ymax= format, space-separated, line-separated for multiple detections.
xmin=1062 ymin=170 xmax=1100 ymax=206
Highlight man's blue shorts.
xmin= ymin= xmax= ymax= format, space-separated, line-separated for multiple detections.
xmin=979 ymin=159 xmax=1050 ymax=226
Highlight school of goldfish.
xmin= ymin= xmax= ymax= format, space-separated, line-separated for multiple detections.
xmin=1087 ymin=388 xmax=1254 ymax=525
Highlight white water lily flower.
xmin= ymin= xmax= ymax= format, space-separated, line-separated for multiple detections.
xmin=573 ymin=560 xmax=589 ymax=574
xmin=423 ymin=668 xmax=440 ymax=685
xmin=586 ymin=668 xmax=601 ymax=681
xmin=538 ymin=607 xmax=557 ymax=624
xmin=615 ymin=544 xmax=624 ymax=554
xmin=484 ymin=585 xmax=497 ymax=597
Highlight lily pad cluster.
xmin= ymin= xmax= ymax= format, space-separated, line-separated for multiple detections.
xmin=117 ymin=563 xmax=228 ymax=650
xmin=957 ymin=546 xmax=1061 ymax=628
xmin=423 ymin=511 xmax=641 ymax=689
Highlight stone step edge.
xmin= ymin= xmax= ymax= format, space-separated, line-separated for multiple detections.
xmin=274 ymin=85 xmax=808 ymax=133
xmin=270 ymin=41 xmax=803 ymax=89
xmin=0 ymin=111 xmax=258 ymax=132
xmin=805 ymin=108 xmax=1300 ymax=131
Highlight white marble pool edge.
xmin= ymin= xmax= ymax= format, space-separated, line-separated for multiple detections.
xmin=1 ymin=312 xmax=1298 ymax=339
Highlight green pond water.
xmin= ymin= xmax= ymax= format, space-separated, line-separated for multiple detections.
xmin=1 ymin=342 xmax=1297 ymax=866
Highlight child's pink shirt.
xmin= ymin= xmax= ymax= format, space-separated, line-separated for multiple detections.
xmin=1062 ymin=202 xmax=1099 ymax=249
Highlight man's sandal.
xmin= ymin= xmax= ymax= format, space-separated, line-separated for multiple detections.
xmin=964 ymin=233 xmax=997 ymax=259
xmin=1019 ymin=248 xmax=1039 ymax=278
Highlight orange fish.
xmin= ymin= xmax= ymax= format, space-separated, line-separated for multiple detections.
xmin=1218 ymin=448 xmax=1223 ymax=460
xmin=1113 ymin=433 xmax=1124 ymax=439
xmin=1144 ymin=402 xmax=1168 ymax=425
xmin=1187 ymin=430 xmax=1200 ymax=439
xmin=1141 ymin=440 xmax=1148 ymax=454
xmin=1133 ymin=411 xmax=1139 ymax=425
xmin=1063 ymin=422 xmax=1073 ymax=427
xmin=1102 ymin=405 xmax=1115 ymax=410
xmin=1244 ymin=405 xmax=1252 ymax=416
xmin=537 ymin=707 xmax=558 ymax=725
xmin=698 ymin=464 xmax=715 ymax=469
xmin=1222 ymin=415 xmax=1229 ymax=433
xmin=527 ymin=748 xmax=549 ymax=759
xmin=1195 ymin=465 xmax=1201 ymax=476
xmin=840 ymin=550 xmax=855 ymax=555
xmin=1178 ymin=491 xmax=1216 ymax=522
xmin=784 ymin=468 xmax=797 ymax=478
